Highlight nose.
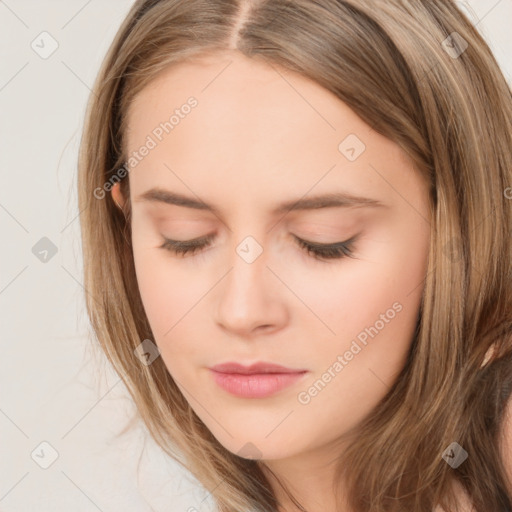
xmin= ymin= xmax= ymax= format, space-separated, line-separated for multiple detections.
xmin=214 ymin=242 xmax=289 ymax=338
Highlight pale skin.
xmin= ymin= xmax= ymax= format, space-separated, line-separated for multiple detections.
xmin=111 ymin=50 xmax=511 ymax=511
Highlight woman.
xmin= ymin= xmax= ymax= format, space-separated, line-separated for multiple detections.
xmin=77 ymin=1 xmax=512 ymax=510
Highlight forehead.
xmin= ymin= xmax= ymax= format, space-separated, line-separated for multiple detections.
xmin=124 ymin=51 xmax=419 ymax=212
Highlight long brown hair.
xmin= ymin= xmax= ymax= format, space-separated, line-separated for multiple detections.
xmin=77 ymin=1 xmax=512 ymax=510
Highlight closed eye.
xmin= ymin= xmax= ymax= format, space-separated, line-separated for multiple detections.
xmin=159 ymin=233 xmax=358 ymax=262
xmin=293 ymin=235 xmax=357 ymax=261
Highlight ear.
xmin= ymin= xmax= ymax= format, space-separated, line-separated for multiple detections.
xmin=111 ymin=182 xmax=125 ymax=209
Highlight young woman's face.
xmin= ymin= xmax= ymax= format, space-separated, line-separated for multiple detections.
xmin=120 ymin=50 xmax=431 ymax=462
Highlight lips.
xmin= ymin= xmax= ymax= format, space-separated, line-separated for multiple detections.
xmin=210 ymin=361 xmax=306 ymax=374
xmin=209 ymin=361 xmax=308 ymax=398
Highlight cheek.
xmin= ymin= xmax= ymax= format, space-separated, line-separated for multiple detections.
xmin=132 ymin=249 xmax=211 ymax=381
xmin=131 ymin=233 xmax=198 ymax=341
xmin=290 ymin=254 xmax=426 ymax=440
xmin=300 ymin=237 xmax=427 ymax=378
xmin=130 ymin=229 xmax=228 ymax=386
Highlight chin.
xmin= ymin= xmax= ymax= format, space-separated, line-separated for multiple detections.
xmin=208 ymin=428 xmax=299 ymax=461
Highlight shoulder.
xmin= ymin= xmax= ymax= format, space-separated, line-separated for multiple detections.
xmin=432 ymin=480 xmax=475 ymax=512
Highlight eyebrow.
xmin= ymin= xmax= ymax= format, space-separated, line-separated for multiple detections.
xmin=135 ymin=187 xmax=388 ymax=216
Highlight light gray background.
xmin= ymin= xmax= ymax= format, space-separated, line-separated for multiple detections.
xmin=0 ymin=1 xmax=511 ymax=511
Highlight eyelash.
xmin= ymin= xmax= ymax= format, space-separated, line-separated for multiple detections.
xmin=159 ymin=234 xmax=357 ymax=262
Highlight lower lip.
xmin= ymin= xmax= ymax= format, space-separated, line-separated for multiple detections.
xmin=210 ymin=370 xmax=307 ymax=398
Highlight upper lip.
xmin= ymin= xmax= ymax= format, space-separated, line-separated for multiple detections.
xmin=210 ymin=362 xmax=307 ymax=374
